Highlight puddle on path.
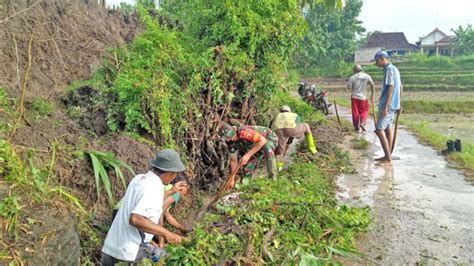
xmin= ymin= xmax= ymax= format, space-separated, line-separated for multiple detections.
xmin=335 ymin=108 xmax=474 ymax=264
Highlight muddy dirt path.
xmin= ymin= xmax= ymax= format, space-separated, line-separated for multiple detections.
xmin=335 ymin=107 xmax=474 ymax=264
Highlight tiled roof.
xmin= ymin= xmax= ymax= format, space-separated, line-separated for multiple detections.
xmin=364 ymin=32 xmax=418 ymax=50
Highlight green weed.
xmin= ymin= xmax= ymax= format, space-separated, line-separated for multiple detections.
xmin=0 ymin=87 xmax=16 ymax=133
xmin=353 ymin=137 xmax=369 ymax=149
xmin=166 ymin=155 xmax=369 ymax=265
xmin=29 ymin=97 xmax=53 ymax=119
xmin=85 ymin=150 xmax=135 ymax=206
xmin=0 ymin=195 xmax=22 ymax=234
xmin=50 ymin=186 xmax=86 ymax=213
xmin=0 ymin=140 xmax=27 ymax=184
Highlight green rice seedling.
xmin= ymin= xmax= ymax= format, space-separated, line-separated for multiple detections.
xmin=85 ymin=150 xmax=135 ymax=206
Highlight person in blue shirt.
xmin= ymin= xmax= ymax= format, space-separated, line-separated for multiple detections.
xmin=371 ymin=51 xmax=403 ymax=163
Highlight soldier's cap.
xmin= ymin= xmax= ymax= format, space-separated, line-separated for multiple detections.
xmin=150 ymin=149 xmax=185 ymax=172
xmin=219 ymin=123 xmax=236 ymax=138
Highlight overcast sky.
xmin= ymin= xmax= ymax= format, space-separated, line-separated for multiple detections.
xmin=359 ymin=0 xmax=474 ymax=42
xmin=107 ymin=0 xmax=474 ymax=43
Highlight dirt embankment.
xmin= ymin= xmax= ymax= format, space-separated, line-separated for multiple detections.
xmin=0 ymin=0 xmax=148 ymax=263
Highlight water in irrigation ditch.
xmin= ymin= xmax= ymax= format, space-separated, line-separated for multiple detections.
xmin=334 ymin=107 xmax=474 ymax=264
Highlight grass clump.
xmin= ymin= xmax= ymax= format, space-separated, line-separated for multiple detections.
xmin=0 ymin=87 xmax=16 ymax=134
xmin=166 ymin=155 xmax=370 ymax=265
xmin=352 ymin=137 xmax=369 ymax=149
xmin=29 ymin=97 xmax=53 ymax=120
xmin=85 ymin=150 xmax=135 ymax=206
xmin=0 ymin=195 xmax=22 ymax=234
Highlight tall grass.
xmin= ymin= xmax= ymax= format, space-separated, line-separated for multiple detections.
xmin=86 ymin=150 xmax=135 ymax=206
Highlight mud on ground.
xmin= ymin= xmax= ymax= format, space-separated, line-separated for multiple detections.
xmin=336 ymin=107 xmax=474 ymax=265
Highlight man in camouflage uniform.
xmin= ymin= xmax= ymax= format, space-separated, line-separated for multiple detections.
xmin=219 ymin=123 xmax=278 ymax=182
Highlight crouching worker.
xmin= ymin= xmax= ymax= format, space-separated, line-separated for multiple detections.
xmin=271 ymin=105 xmax=317 ymax=169
xmin=219 ymin=123 xmax=278 ymax=185
xmin=157 ymin=175 xmax=193 ymax=248
xmin=101 ymin=149 xmax=188 ymax=265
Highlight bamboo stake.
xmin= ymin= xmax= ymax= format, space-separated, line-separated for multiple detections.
xmin=333 ymin=100 xmax=341 ymax=126
xmin=371 ymin=97 xmax=377 ymax=128
xmin=391 ymin=109 xmax=401 ymax=154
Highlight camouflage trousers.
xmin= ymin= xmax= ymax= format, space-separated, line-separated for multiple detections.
xmin=242 ymin=132 xmax=278 ymax=179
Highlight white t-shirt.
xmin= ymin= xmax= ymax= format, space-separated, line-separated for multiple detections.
xmin=347 ymin=72 xmax=374 ymax=100
xmin=102 ymin=171 xmax=164 ymax=261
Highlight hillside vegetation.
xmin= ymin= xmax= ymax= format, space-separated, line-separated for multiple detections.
xmin=0 ymin=0 xmax=372 ymax=264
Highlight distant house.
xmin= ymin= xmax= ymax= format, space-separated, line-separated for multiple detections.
xmin=355 ymin=32 xmax=418 ymax=63
xmin=418 ymin=28 xmax=455 ymax=57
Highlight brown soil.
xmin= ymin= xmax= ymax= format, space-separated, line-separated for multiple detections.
xmin=0 ymin=0 xmax=145 ymax=263
xmin=0 ymin=0 xmax=141 ymax=99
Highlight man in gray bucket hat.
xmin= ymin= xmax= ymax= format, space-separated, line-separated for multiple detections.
xmin=102 ymin=149 xmax=188 ymax=265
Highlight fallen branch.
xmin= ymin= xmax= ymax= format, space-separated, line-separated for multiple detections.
xmin=12 ymin=34 xmax=22 ymax=92
xmin=262 ymin=227 xmax=276 ymax=262
xmin=193 ymin=165 xmax=240 ymax=223
xmin=8 ymin=36 xmax=34 ymax=141
xmin=0 ymin=2 xmax=42 ymax=24
xmin=299 ymin=213 xmax=308 ymax=230
xmin=245 ymin=228 xmax=254 ymax=259
xmin=319 ymin=228 xmax=334 ymax=239
xmin=274 ymin=202 xmax=325 ymax=206
xmin=46 ymin=142 xmax=58 ymax=186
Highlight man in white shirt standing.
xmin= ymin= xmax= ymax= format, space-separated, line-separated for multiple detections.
xmin=101 ymin=149 xmax=188 ymax=265
xmin=346 ymin=65 xmax=375 ymax=132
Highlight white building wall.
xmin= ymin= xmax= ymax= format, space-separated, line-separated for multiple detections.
xmin=420 ymin=30 xmax=447 ymax=46
xmin=355 ymin=47 xmax=382 ymax=64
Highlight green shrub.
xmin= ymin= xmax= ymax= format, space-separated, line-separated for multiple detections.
xmin=166 ymin=158 xmax=370 ymax=265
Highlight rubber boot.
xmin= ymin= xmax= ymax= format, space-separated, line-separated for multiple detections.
xmin=447 ymin=140 xmax=456 ymax=153
xmin=454 ymin=139 xmax=462 ymax=152
xmin=306 ymin=133 xmax=318 ymax=154
xmin=277 ymin=161 xmax=284 ymax=171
